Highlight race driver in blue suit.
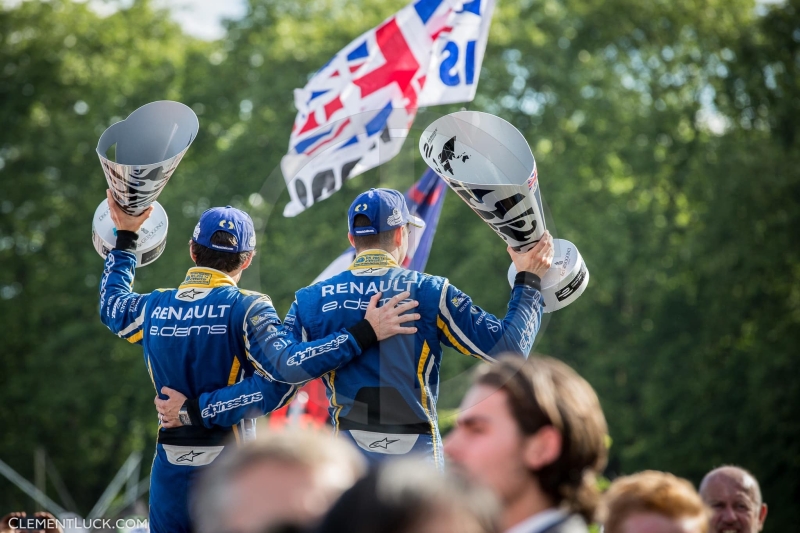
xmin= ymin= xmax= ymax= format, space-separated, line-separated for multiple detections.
xmin=157 ymin=188 xmax=553 ymax=467
xmin=98 ymin=190 xmax=418 ymax=533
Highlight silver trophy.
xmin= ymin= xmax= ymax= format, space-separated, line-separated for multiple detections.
xmin=419 ymin=111 xmax=588 ymax=312
xmin=91 ymin=101 xmax=199 ymax=266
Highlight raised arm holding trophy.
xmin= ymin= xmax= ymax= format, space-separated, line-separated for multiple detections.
xmin=91 ymin=100 xmax=199 ymax=266
xmin=420 ymin=111 xmax=589 ymax=312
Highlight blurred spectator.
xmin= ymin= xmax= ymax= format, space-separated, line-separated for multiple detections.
xmin=444 ymin=356 xmax=608 ymax=533
xmin=0 ymin=513 xmax=22 ymax=533
xmin=699 ymin=466 xmax=767 ymax=533
xmin=313 ymin=459 xmax=500 ymax=533
xmin=192 ymin=429 xmax=365 ymax=533
xmin=600 ymin=470 xmax=708 ymax=533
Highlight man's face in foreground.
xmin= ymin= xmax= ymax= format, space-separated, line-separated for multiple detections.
xmin=222 ymin=460 xmax=333 ymax=533
xmin=700 ymin=471 xmax=766 ymax=533
xmin=444 ymin=385 xmax=530 ymax=503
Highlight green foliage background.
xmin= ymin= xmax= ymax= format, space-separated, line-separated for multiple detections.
xmin=1 ymin=0 xmax=798 ymax=528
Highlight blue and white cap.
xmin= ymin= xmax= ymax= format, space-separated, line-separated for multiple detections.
xmin=192 ymin=206 xmax=256 ymax=252
xmin=348 ymin=188 xmax=425 ymax=236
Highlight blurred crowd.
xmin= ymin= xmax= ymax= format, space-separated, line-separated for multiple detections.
xmin=1 ymin=355 xmax=768 ymax=533
xmin=178 ymin=355 xmax=768 ymax=533
xmin=186 ymin=355 xmax=768 ymax=533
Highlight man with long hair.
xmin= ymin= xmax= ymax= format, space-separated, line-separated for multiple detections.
xmin=445 ymin=356 xmax=608 ymax=533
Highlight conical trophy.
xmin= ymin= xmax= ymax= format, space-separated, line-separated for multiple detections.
xmin=91 ymin=101 xmax=199 ymax=266
xmin=419 ymin=111 xmax=588 ymax=312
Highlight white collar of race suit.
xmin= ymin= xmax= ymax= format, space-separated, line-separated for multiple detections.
xmin=349 ymin=250 xmax=399 ymax=270
xmin=179 ymin=267 xmax=237 ymax=289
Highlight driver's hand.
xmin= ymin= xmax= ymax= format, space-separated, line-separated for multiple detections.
xmin=507 ymin=231 xmax=554 ymax=279
xmin=155 ymin=386 xmax=188 ymax=428
xmin=364 ymin=291 xmax=420 ymax=341
xmin=106 ymin=189 xmax=153 ymax=233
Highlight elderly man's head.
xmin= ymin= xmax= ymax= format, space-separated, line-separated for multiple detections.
xmin=193 ymin=429 xmax=366 ymax=533
xmin=699 ymin=466 xmax=767 ymax=533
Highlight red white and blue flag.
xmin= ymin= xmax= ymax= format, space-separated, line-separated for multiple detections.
xmin=281 ymin=0 xmax=495 ymax=217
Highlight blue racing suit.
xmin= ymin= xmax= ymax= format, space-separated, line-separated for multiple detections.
xmin=99 ymin=231 xmax=377 ymax=533
xmin=193 ymin=250 xmax=544 ymax=467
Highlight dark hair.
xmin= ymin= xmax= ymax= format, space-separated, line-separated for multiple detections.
xmin=314 ymin=460 xmax=500 ymax=533
xmin=475 ymin=356 xmax=609 ymax=523
xmin=190 ymin=231 xmax=253 ymax=273
xmin=351 ymin=214 xmax=398 ymax=251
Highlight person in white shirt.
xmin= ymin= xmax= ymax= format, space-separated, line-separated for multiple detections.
xmin=444 ymin=356 xmax=609 ymax=533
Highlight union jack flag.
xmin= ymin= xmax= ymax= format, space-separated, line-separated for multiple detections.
xmin=527 ymin=165 xmax=538 ymax=191
xmin=281 ymin=0 xmax=495 ymax=217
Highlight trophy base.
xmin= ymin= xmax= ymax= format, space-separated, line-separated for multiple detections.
xmin=92 ymin=199 xmax=169 ymax=267
xmin=507 ymin=239 xmax=589 ymax=313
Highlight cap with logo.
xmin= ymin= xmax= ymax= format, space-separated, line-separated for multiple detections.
xmin=347 ymin=188 xmax=426 ymax=236
xmin=192 ymin=206 xmax=256 ymax=252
